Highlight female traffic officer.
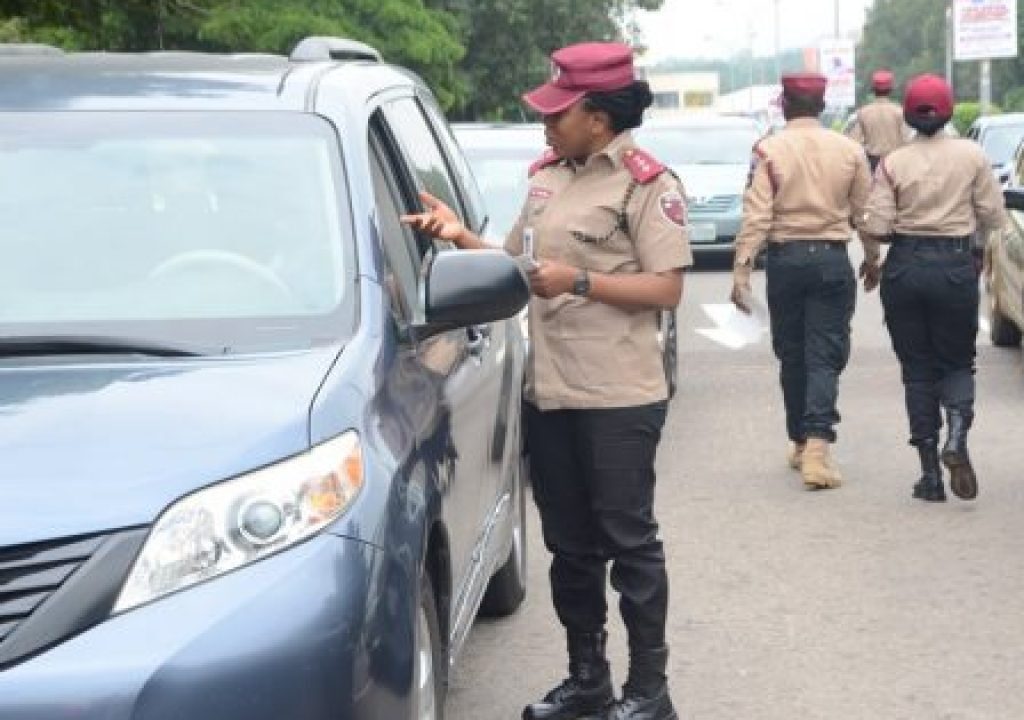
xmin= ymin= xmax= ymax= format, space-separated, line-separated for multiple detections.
xmin=860 ymin=74 xmax=1006 ymax=503
xmin=403 ymin=42 xmax=691 ymax=720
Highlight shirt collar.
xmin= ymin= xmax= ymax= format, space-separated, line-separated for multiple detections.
xmin=785 ymin=118 xmax=821 ymax=130
xmin=588 ymin=130 xmax=635 ymax=170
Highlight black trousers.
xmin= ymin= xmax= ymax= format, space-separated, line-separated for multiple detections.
xmin=764 ymin=241 xmax=856 ymax=443
xmin=524 ymin=400 xmax=669 ymax=652
xmin=880 ymin=238 xmax=979 ymax=444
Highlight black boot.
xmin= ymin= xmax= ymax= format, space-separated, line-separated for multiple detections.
xmin=606 ymin=647 xmax=677 ymax=720
xmin=912 ymin=438 xmax=946 ymax=502
xmin=522 ymin=631 xmax=614 ymax=720
xmin=942 ymin=410 xmax=978 ymax=500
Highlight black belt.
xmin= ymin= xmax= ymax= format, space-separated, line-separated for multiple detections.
xmin=766 ymin=240 xmax=848 ymax=253
xmin=891 ymin=234 xmax=971 ymax=252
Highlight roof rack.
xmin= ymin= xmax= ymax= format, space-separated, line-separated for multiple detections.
xmin=0 ymin=43 xmax=65 ymax=57
xmin=289 ymin=37 xmax=381 ymax=63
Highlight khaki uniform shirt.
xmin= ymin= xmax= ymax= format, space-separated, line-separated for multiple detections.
xmin=860 ymin=134 xmax=1007 ymax=238
xmin=734 ymin=118 xmax=872 ymax=267
xmin=506 ymin=131 xmax=693 ymax=411
xmin=848 ymin=98 xmax=908 ymax=158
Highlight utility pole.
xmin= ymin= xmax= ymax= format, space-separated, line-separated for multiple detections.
xmin=834 ymin=0 xmax=840 ymax=37
xmin=773 ymin=0 xmax=781 ymax=80
xmin=945 ymin=0 xmax=954 ymax=94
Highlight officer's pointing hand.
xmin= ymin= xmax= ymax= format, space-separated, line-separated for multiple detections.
xmin=400 ymin=191 xmax=465 ymax=243
xmin=529 ymin=261 xmax=576 ymax=299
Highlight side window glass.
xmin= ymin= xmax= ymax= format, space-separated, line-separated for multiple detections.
xmin=418 ymin=93 xmax=488 ymax=234
xmin=369 ymin=139 xmax=422 ymax=325
xmin=381 ymin=98 xmax=467 ymax=222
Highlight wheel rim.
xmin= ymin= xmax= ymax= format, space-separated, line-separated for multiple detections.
xmin=415 ymin=604 xmax=437 ymax=720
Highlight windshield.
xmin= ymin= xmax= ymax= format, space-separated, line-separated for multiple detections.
xmin=636 ymin=127 xmax=759 ymax=166
xmin=981 ymin=124 xmax=1024 ymax=166
xmin=462 ymin=146 xmax=536 ymax=239
xmin=0 ymin=112 xmax=354 ymax=354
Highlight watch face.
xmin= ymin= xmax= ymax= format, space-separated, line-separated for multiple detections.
xmin=573 ymin=271 xmax=590 ymax=296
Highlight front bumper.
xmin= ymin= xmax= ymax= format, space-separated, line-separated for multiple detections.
xmin=0 ymin=534 xmax=415 ymax=720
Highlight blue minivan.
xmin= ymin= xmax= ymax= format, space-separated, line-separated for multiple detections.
xmin=0 ymin=38 xmax=529 ymax=719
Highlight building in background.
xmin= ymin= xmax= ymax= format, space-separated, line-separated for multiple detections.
xmin=640 ymin=70 xmax=720 ymax=117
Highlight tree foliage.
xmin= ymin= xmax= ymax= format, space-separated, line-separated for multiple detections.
xmin=0 ymin=0 xmax=663 ymax=116
xmin=857 ymin=0 xmax=1024 ymax=110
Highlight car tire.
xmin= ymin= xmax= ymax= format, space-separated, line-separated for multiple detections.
xmin=990 ymin=296 xmax=1022 ymax=347
xmin=479 ymin=466 xmax=527 ymax=617
xmin=415 ymin=573 xmax=445 ymax=720
xmin=661 ymin=310 xmax=679 ymax=400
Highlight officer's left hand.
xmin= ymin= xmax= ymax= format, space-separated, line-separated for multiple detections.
xmin=529 ymin=261 xmax=576 ymax=299
xmin=859 ymin=261 xmax=881 ymax=293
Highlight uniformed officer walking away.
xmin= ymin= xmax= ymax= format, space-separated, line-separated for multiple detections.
xmin=859 ymin=74 xmax=1006 ymax=502
xmin=846 ymin=69 xmax=907 ymax=172
xmin=731 ymin=73 xmax=873 ymax=490
xmin=403 ymin=42 xmax=691 ymax=720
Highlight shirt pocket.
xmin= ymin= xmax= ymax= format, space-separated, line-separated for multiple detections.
xmin=566 ymin=204 xmax=635 ymax=273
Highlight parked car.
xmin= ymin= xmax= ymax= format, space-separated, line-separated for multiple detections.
xmin=0 ymin=38 xmax=529 ymax=720
xmin=634 ymin=115 xmax=761 ymax=259
xmin=966 ymin=113 xmax=1024 ymax=185
xmin=453 ymin=121 xmax=680 ymax=398
xmin=986 ymin=143 xmax=1024 ymax=348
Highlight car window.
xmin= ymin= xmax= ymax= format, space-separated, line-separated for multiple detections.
xmin=0 ymin=111 xmax=355 ymax=352
xmin=981 ymin=125 xmax=1024 ymax=167
xmin=381 ymin=98 xmax=467 ymax=222
xmin=636 ymin=126 xmax=760 ymax=166
xmin=418 ymin=94 xmax=488 ymax=235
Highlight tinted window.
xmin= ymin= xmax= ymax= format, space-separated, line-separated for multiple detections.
xmin=382 ymin=98 xmax=466 ymax=220
xmin=0 ymin=112 xmax=354 ymax=352
xmin=419 ymin=95 xmax=488 ymax=233
xmin=369 ymin=137 xmax=423 ymax=324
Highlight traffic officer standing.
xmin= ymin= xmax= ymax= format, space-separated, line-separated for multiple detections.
xmin=731 ymin=73 xmax=873 ymax=490
xmin=847 ymin=69 xmax=908 ymax=172
xmin=403 ymin=42 xmax=691 ymax=720
xmin=859 ymin=74 xmax=1006 ymax=502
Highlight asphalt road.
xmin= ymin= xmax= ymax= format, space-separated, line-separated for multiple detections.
xmin=447 ymin=249 xmax=1024 ymax=720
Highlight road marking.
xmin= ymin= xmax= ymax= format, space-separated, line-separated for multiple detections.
xmin=696 ymin=303 xmax=767 ymax=349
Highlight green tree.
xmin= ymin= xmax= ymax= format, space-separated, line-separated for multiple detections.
xmin=0 ymin=0 xmax=467 ymax=108
xmin=431 ymin=0 xmax=665 ymax=120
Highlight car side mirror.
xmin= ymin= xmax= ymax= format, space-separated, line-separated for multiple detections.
xmin=1004 ymin=187 xmax=1024 ymax=212
xmin=412 ymin=249 xmax=529 ymax=341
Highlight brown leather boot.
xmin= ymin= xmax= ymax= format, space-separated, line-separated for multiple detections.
xmin=800 ymin=438 xmax=842 ymax=490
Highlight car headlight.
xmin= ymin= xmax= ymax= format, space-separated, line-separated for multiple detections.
xmin=114 ymin=432 xmax=363 ymax=614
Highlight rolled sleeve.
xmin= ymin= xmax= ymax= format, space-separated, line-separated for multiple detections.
xmin=629 ymin=173 xmax=694 ymax=273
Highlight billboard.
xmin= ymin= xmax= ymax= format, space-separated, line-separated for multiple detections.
xmin=820 ymin=39 xmax=856 ymax=108
xmin=954 ymin=0 xmax=1018 ymax=61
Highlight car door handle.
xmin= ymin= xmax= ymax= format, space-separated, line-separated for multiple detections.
xmin=466 ymin=325 xmax=489 ymax=358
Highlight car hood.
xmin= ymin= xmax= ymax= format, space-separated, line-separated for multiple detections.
xmin=0 ymin=348 xmax=340 ymax=546
xmin=672 ymin=163 xmax=748 ymax=200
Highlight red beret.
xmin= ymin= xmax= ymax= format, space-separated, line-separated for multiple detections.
xmin=523 ymin=42 xmax=637 ymax=115
xmin=781 ymin=72 xmax=828 ymax=100
xmin=904 ymin=74 xmax=954 ymax=119
xmin=872 ymin=69 xmax=894 ymax=92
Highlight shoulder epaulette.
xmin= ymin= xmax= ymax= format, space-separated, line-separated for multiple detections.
xmin=529 ymin=149 xmax=562 ymax=177
xmin=622 ymin=148 xmax=666 ymax=184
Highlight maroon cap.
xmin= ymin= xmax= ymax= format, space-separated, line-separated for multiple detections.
xmin=523 ymin=42 xmax=637 ymax=115
xmin=872 ymin=69 xmax=894 ymax=92
xmin=904 ymin=74 xmax=954 ymax=119
xmin=781 ymin=72 xmax=828 ymax=100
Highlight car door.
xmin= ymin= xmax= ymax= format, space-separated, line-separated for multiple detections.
xmin=374 ymin=100 xmax=504 ymax=623
xmin=1004 ymin=151 xmax=1024 ymax=326
xmin=415 ymin=93 xmax=520 ymax=528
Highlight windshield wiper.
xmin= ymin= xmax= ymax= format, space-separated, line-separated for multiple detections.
xmin=0 ymin=335 xmax=207 ymax=358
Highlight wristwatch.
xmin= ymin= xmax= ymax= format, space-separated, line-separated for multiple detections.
xmin=572 ymin=269 xmax=591 ymax=297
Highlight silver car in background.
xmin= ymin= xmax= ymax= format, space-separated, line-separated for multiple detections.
xmin=453 ymin=122 xmax=679 ymax=398
xmin=636 ymin=115 xmax=762 ymax=261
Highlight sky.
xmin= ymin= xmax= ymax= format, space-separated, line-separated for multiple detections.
xmin=634 ymin=0 xmax=875 ymax=62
